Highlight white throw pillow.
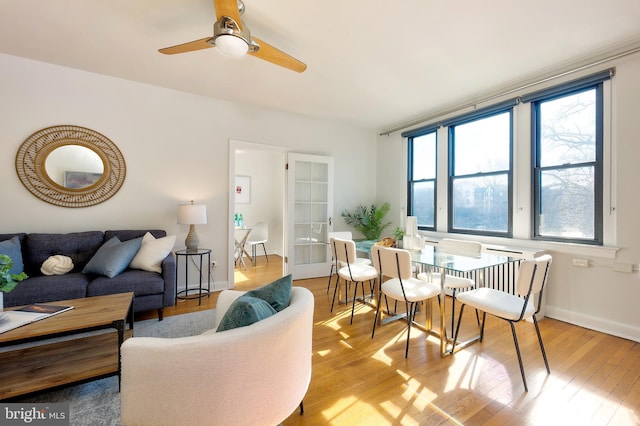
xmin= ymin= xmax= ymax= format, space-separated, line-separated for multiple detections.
xmin=41 ymin=255 xmax=74 ymax=276
xmin=129 ymin=232 xmax=176 ymax=273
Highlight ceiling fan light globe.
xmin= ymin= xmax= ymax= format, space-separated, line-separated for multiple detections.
xmin=215 ymin=34 xmax=249 ymax=57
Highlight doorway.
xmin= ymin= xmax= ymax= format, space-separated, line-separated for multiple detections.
xmin=228 ymin=140 xmax=287 ymax=288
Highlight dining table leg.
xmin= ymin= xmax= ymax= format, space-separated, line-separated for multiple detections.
xmin=439 ymin=270 xmax=449 ymax=356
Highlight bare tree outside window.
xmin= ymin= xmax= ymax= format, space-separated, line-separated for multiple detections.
xmin=536 ymin=89 xmax=598 ymax=240
xmin=450 ymin=111 xmax=512 ymax=235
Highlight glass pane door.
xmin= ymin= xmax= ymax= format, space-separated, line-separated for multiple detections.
xmin=286 ymin=153 xmax=333 ymax=279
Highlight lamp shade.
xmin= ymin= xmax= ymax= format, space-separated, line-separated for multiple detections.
xmin=215 ymin=34 xmax=249 ymax=57
xmin=177 ymin=203 xmax=207 ymax=225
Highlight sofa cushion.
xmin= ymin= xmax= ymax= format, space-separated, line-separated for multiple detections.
xmin=245 ymin=274 xmax=292 ymax=312
xmin=87 ymin=270 xmax=165 ymax=297
xmin=0 ymin=233 xmax=27 ymax=245
xmin=83 ymin=237 xmax=142 ymax=278
xmin=2 ymin=273 xmax=90 ymax=307
xmin=0 ymin=236 xmax=24 ymax=276
xmin=23 ymin=231 xmax=104 ymax=276
xmin=130 ymin=232 xmax=176 ymax=273
xmin=216 ymin=295 xmax=277 ymax=332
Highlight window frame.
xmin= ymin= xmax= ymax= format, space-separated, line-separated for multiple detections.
xmin=407 ymin=130 xmax=438 ymax=231
xmin=530 ymin=83 xmax=604 ymax=245
xmin=447 ymin=107 xmax=514 ymax=238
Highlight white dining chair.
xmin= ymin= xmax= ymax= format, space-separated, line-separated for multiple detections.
xmin=452 ymin=254 xmax=552 ymax=392
xmin=330 ymin=238 xmax=378 ymax=324
xmin=245 ymin=221 xmax=269 ymax=265
xmin=371 ymin=245 xmax=441 ymax=358
xmin=326 ymin=231 xmax=371 ymax=294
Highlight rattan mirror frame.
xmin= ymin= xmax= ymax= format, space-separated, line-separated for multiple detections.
xmin=15 ymin=125 xmax=126 ymax=208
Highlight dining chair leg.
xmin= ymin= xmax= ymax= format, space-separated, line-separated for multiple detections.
xmin=371 ymin=288 xmax=385 ymax=338
xmin=509 ymin=321 xmax=528 ymax=392
xmin=452 ymin=303 xmax=466 ymax=352
xmin=330 ymin=274 xmax=341 ymax=312
xmin=350 ymin=281 xmax=359 ymax=324
xmin=326 ymin=264 xmax=335 ymax=294
xmin=533 ymin=316 xmax=551 ymax=374
xmin=404 ymin=302 xmax=416 ymax=358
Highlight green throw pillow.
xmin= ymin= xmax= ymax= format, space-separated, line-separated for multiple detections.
xmin=245 ymin=274 xmax=292 ymax=312
xmin=216 ymin=295 xmax=277 ymax=332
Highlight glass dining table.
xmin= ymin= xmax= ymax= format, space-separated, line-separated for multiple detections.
xmin=410 ymin=245 xmax=518 ymax=357
xmin=356 ymin=241 xmax=518 ymax=357
xmin=234 ymin=227 xmax=253 ymax=270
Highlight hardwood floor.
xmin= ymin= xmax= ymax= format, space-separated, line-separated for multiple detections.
xmin=141 ymin=255 xmax=640 ymax=425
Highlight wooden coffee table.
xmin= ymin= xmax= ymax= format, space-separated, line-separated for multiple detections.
xmin=0 ymin=292 xmax=134 ymax=400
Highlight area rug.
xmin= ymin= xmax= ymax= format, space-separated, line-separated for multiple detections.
xmin=9 ymin=309 xmax=217 ymax=426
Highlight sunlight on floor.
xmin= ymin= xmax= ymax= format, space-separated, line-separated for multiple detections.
xmin=379 ymin=400 xmax=421 ymax=426
xmin=324 ymin=309 xmax=355 ymax=331
xmin=401 ymin=377 xmax=437 ymax=410
xmin=233 ymin=270 xmax=249 ymax=283
xmin=339 ymin=340 xmax=354 ymax=350
xmin=320 ymin=396 xmax=360 ymax=423
xmin=372 ymin=330 xmax=409 ymax=366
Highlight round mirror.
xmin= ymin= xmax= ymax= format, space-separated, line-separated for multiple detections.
xmin=44 ymin=145 xmax=105 ymax=189
xmin=15 ymin=125 xmax=126 ymax=208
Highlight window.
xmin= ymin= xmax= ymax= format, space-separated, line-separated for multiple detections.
xmin=403 ymin=70 xmax=610 ymax=245
xmin=531 ymin=85 xmax=603 ymax=244
xmin=448 ymin=110 xmax=513 ymax=236
xmin=408 ymin=131 xmax=437 ymax=229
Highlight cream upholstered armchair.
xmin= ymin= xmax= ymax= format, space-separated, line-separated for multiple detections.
xmin=120 ymin=286 xmax=314 ymax=426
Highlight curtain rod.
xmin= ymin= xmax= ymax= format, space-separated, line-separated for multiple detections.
xmin=380 ymin=45 xmax=640 ymax=136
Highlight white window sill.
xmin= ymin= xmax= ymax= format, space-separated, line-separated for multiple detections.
xmin=420 ymin=231 xmax=619 ymax=260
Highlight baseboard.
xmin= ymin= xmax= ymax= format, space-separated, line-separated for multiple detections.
xmin=545 ymin=305 xmax=640 ymax=343
xmin=210 ymin=280 xmax=230 ymax=291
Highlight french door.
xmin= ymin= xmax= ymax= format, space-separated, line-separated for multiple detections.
xmin=285 ymin=153 xmax=334 ymax=279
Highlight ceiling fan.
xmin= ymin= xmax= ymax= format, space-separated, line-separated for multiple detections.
xmin=158 ymin=0 xmax=307 ymax=73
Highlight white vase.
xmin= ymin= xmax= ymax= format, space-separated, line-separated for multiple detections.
xmin=0 ymin=291 xmax=3 ymax=315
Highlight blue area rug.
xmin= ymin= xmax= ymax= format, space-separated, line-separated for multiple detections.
xmin=9 ymin=309 xmax=216 ymax=426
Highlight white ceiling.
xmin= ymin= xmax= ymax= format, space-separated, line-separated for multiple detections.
xmin=1 ymin=0 xmax=640 ymax=132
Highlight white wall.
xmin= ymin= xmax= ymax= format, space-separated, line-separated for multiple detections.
xmin=377 ymin=53 xmax=640 ymax=343
xmin=0 ymin=53 xmax=376 ymax=290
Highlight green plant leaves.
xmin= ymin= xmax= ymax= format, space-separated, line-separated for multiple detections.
xmin=0 ymin=254 xmax=28 ymax=293
xmin=341 ymin=202 xmax=392 ymax=240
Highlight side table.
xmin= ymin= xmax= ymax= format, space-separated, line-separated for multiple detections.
xmin=175 ymin=248 xmax=211 ymax=305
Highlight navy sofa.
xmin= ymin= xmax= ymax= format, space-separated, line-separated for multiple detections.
xmin=0 ymin=230 xmax=175 ymax=320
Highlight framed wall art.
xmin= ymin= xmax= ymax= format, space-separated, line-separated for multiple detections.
xmin=235 ymin=175 xmax=251 ymax=204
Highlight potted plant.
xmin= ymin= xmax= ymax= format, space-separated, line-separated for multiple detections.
xmin=0 ymin=254 xmax=28 ymax=312
xmin=341 ymin=202 xmax=392 ymax=241
xmin=392 ymin=226 xmax=406 ymax=246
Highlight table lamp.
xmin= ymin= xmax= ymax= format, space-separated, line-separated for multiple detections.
xmin=177 ymin=200 xmax=207 ymax=252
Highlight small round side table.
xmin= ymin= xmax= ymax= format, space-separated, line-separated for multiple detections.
xmin=175 ymin=248 xmax=211 ymax=305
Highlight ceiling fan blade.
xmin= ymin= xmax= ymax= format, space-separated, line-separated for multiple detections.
xmin=214 ymin=0 xmax=242 ymax=28
xmin=249 ymin=37 xmax=307 ymax=73
xmin=158 ymin=37 xmax=213 ymax=55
